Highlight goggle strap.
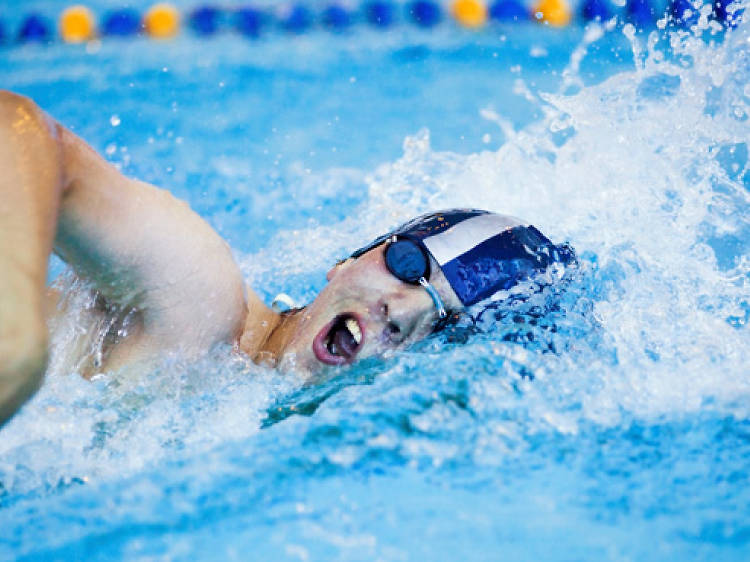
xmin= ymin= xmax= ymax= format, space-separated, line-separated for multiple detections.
xmin=419 ymin=277 xmax=447 ymax=319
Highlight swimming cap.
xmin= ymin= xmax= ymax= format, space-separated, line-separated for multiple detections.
xmin=350 ymin=209 xmax=575 ymax=307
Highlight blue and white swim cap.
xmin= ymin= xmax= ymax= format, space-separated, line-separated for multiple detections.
xmin=350 ymin=209 xmax=576 ymax=307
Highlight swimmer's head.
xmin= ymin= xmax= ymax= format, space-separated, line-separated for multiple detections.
xmin=273 ymin=209 xmax=575 ymax=373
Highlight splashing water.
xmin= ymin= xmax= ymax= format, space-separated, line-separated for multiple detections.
xmin=1 ymin=10 xmax=750 ymax=560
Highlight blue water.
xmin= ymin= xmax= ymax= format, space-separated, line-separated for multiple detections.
xmin=1 ymin=2 xmax=750 ymax=560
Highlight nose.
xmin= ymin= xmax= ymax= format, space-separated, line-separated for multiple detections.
xmin=378 ymin=289 xmax=432 ymax=342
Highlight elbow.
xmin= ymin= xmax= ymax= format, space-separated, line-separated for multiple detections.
xmin=0 ymin=90 xmax=43 ymax=123
xmin=0 ymin=89 xmax=59 ymax=147
xmin=0 ymin=89 xmax=28 ymax=107
xmin=0 ymin=333 xmax=48 ymax=429
xmin=0 ymin=89 xmax=65 ymax=195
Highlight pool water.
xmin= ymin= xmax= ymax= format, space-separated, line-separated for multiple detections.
xmin=1 ymin=3 xmax=750 ymax=561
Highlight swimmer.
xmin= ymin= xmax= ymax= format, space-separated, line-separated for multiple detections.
xmin=0 ymin=90 xmax=574 ymax=428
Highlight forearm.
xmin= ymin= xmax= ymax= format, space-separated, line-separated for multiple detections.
xmin=0 ymin=90 xmax=64 ymax=426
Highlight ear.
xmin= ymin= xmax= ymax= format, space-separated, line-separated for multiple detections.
xmin=326 ymin=259 xmax=352 ymax=281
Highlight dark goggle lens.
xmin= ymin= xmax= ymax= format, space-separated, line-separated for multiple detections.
xmin=384 ymin=239 xmax=429 ymax=284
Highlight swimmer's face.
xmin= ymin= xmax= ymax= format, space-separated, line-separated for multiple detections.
xmin=278 ymin=244 xmax=462 ymax=375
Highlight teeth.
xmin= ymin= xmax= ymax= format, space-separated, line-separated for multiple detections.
xmin=345 ymin=318 xmax=362 ymax=345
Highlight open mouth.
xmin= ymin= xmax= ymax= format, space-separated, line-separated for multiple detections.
xmin=313 ymin=313 xmax=365 ymax=365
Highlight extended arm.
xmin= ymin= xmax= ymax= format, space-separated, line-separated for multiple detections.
xmin=0 ymin=91 xmax=248 ymax=426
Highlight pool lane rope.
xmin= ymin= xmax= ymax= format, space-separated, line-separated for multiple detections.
xmin=7 ymin=1 xmax=745 ymax=45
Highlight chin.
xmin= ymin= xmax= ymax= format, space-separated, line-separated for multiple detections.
xmin=275 ymin=336 xmax=324 ymax=376
xmin=277 ymin=336 xmax=367 ymax=378
xmin=272 ymin=352 xmax=310 ymax=377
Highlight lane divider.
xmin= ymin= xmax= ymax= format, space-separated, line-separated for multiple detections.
xmin=60 ymin=5 xmax=96 ymax=43
xmin=453 ymin=0 xmax=489 ymax=28
xmin=534 ymin=0 xmax=573 ymax=25
xmin=5 ymin=1 xmax=743 ymax=46
xmin=144 ymin=3 xmax=181 ymax=38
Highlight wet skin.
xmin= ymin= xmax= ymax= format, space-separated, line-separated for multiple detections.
xmin=0 ymin=89 xmax=462 ymax=428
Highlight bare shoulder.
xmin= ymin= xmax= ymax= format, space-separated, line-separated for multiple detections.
xmin=52 ymin=117 xmax=248 ymax=359
xmin=116 ymin=179 xmax=249 ymax=350
xmin=0 ymin=91 xmax=248 ymax=362
xmin=59 ymin=176 xmax=248 ymax=355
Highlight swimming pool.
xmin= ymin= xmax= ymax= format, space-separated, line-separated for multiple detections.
xmin=1 ymin=1 xmax=749 ymax=560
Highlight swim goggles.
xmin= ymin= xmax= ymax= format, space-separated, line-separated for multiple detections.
xmin=347 ymin=210 xmax=577 ymax=318
xmin=375 ymin=235 xmax=449 ymax=322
